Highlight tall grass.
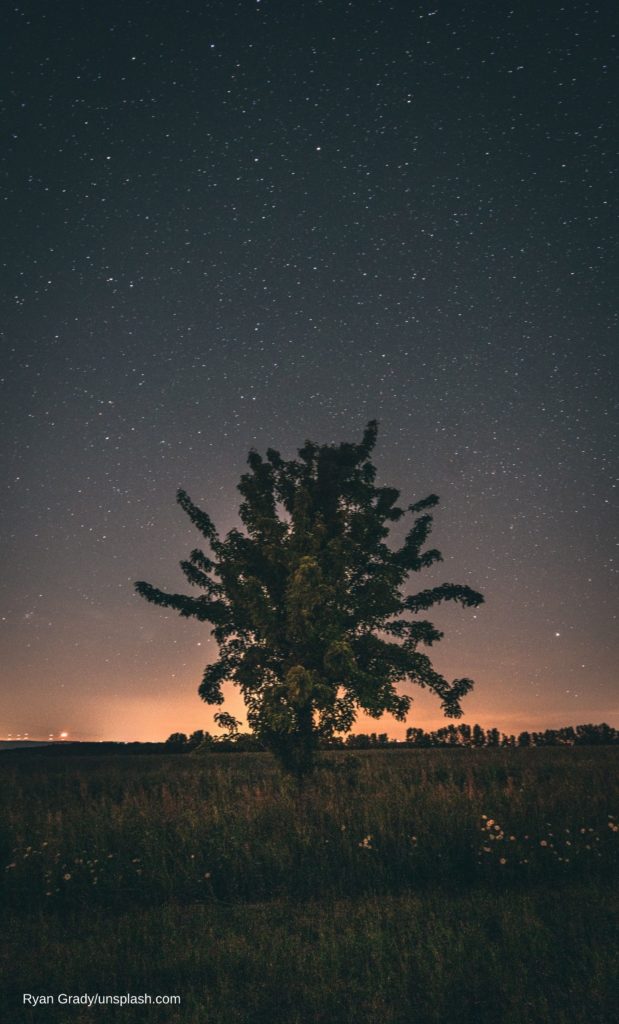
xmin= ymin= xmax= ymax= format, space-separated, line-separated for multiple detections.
xmin=4 ymin=886 xmax=618 ymax=1024
xmin=1 ymin=748 xmax=617 ymax=1023
xmin=1 ymin=748 xmax=617 ymax=909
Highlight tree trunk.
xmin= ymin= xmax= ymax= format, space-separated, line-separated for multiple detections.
xmin=270 ymin=702 xmax=316 ymax=777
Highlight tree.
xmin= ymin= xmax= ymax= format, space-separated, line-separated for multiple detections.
xmin=135 ymin=421 xmax=484 ymax=774
xmin=472 ymin=723 xmax=486 ymax=748
xmin=457 ymin=723 xmax=472 ymax=746
xmin=165 ymin=732 xmax=189 ymax=751
xmin=187 ymin=729 xmax=207 ymax=750
xmin=406 ymin=727 xmax=431 ymax=748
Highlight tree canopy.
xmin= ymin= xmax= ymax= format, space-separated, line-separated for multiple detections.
xmin=136 ymin=421 xmax=484 ymax=773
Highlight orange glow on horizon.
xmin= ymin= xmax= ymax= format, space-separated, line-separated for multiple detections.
xmin=5 ymin=683 xmax=617 ymax=745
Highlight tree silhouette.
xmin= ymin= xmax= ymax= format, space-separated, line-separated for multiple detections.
xmin=136 ymin=421 xmax=484 ymax=774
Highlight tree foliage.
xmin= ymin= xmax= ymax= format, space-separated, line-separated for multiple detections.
xmin=136 ymin=421 xmax=484 ymax=773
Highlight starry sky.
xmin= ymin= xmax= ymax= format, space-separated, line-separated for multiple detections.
xmin=1 ymin=0 xmax=617 ymax=742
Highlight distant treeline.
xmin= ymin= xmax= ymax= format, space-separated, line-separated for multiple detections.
xmin=165 ymin=722 xmax=619 ymax=752
xmin=4 ymin=725 xmax=615 ymax=759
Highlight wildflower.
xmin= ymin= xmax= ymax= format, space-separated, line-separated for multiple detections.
xmin=509 ymin=836 xmax=516 ymax=842
xmin=5 ymin=863 xmax=16 ymax=870
xmin=358 ymin=835 xmax=373 ymax=849
xmin=63 ymin=873 xmax=71 ymax=881
xmin=482 ymin=847 xmax=491 ymax=853
xmin=540 ymin=840 xmax=548 ymax=847
xmin=481 ymin=814 xmax=488 ymax=820
xmin=204 ymin=872 xmax=211 ymax=879
xmin=499 ymin=858 xmax=507 ymax=865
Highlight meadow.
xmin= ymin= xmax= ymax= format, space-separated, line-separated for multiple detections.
xmin=1 ymin=747 xmax=617 ymax=1024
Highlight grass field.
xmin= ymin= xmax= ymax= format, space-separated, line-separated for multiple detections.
xmin=1 ymin=747 xmax=618 ymax=1023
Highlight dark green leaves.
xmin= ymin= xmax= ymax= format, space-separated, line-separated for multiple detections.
xmin=136 ymin=422 xmax=484 ymax=773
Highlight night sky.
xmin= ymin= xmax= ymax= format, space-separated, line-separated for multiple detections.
xmin=1 ymin=0 xmax=617 ymax=742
